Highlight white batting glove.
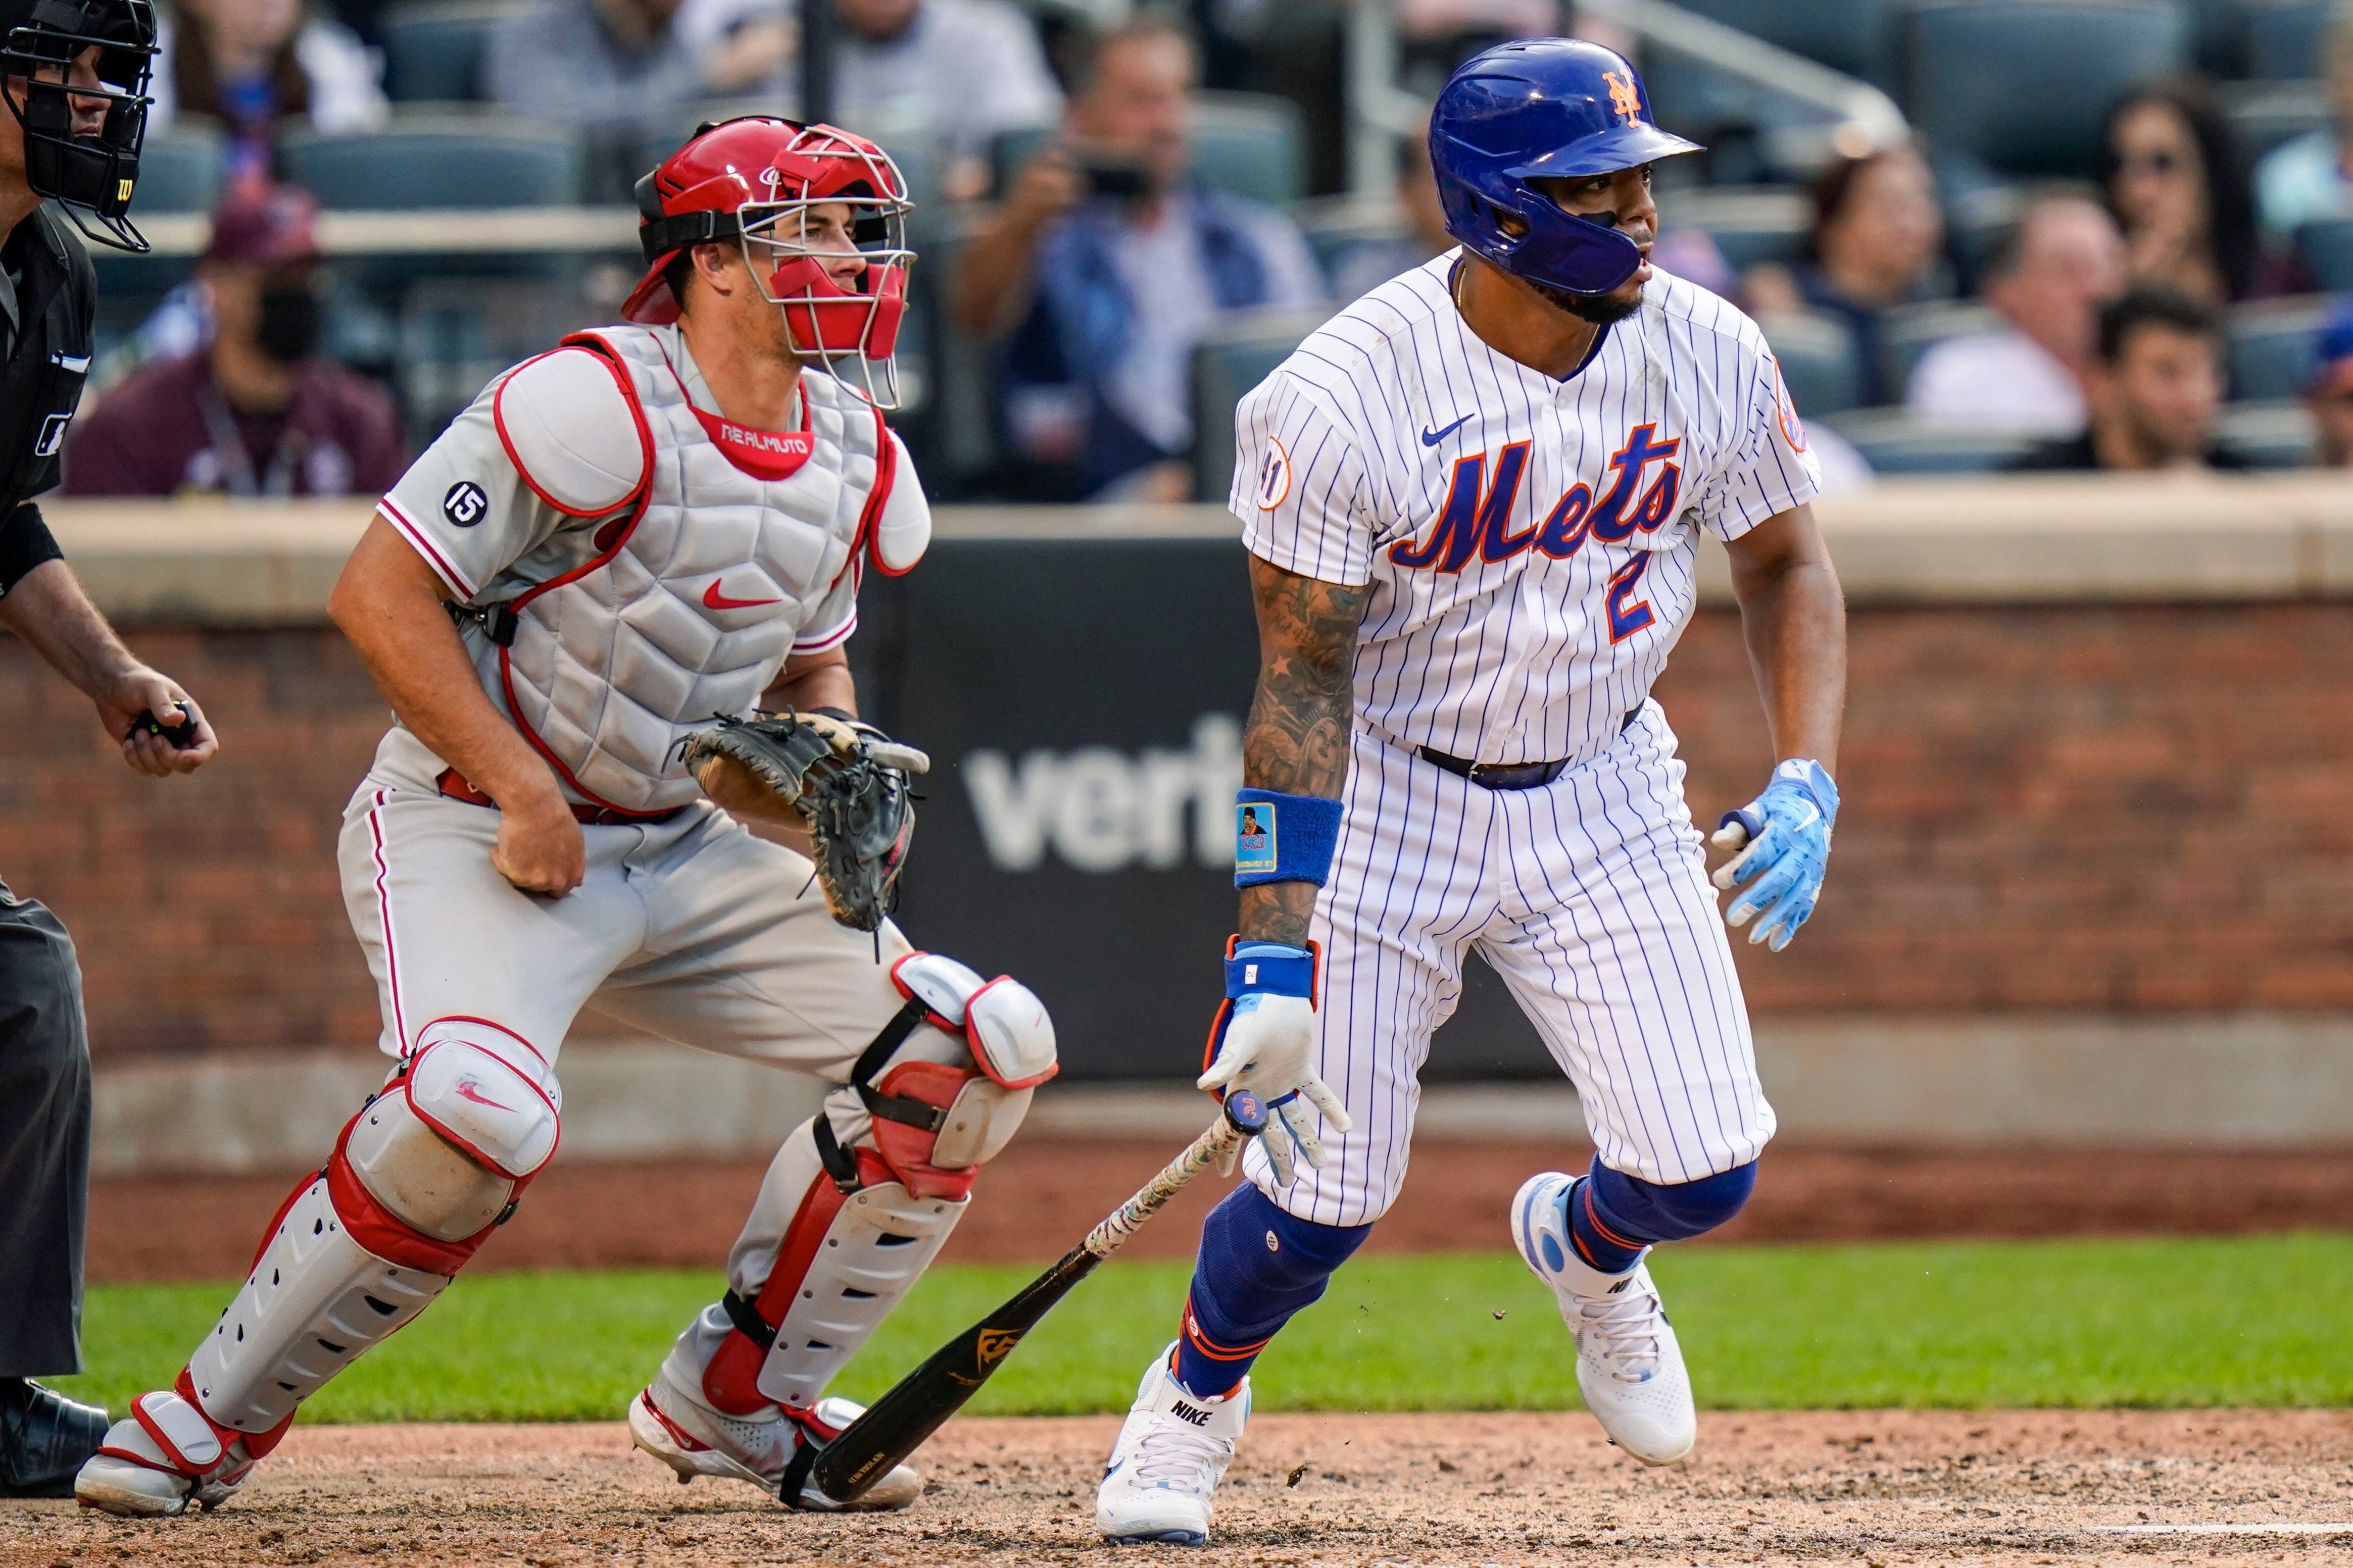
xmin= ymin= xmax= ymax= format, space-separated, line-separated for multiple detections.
xmin=1197 ymin=942 xmax=1353 ymax=1186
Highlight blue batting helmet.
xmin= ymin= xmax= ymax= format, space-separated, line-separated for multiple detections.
xmin=1429 ymin=38 xmax=1702 ymax=297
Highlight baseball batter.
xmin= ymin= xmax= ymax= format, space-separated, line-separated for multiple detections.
xmin=1097 ymin=41 xmax=1847 ymax=1545
xmin=76 ymin=118 xmax=1060 ymax=1519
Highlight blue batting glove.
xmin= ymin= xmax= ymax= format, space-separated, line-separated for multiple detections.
xmin=1199 ymin=940 xmax=1351 ymax=1185
xmin=1709 ymin=759 xmax=1838 ymax=952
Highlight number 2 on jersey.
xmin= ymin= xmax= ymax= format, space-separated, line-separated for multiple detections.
xmin=1605 ymin=553 xmax=1655 ymax=643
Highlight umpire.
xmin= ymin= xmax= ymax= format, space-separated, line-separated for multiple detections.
xmin=0 ymin=0 xmax=222 ymax=1496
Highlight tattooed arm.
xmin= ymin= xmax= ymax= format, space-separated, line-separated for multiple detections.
xmin=1236 ymin=554 xmax=1371 ymax=946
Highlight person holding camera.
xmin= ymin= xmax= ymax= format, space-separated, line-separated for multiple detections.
xmin=948 ymin=11 xmax=1321 ymax=501
xmin=0 ymin=0 xmax=222 ymax=1497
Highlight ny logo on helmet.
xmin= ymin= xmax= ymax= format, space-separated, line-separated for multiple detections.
xmin=1603 ymin=70 xmax=1643 ymax=124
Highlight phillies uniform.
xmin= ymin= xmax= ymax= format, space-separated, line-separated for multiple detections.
xmin=76 ymin=320 xmax=1059 ymax=1516
xmin=1232 ymin=253 xmax=1821 ymax=1223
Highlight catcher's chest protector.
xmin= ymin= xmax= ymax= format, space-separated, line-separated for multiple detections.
xmin=491 ymin=325 xmax=891 ymax=815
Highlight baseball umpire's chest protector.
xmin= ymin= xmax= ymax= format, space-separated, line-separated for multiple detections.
xmin=377 ymin=323 xmax=930 ymax=817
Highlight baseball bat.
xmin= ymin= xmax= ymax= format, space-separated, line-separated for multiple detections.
xmin=803 ymin=1088 xmax=1270 ymax=1505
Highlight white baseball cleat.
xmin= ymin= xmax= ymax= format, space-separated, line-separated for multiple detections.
xmin=1096 ymin=1340 xmax=1250 ymax=1547
xmin=73 ymin=1391 xmax=261 ymax=1517
xmin=628 ymin=1367 xmax=921 ymax=1511
xmin=1512 ymin=1171 xmax=1696 ymax=1465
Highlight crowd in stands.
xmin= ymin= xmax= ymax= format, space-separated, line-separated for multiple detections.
xmin=58 ymin=0 xmax=2353 ymax=503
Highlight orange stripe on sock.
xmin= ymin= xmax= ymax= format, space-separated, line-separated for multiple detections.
xmin=1581 ymin=1183 xmax=1644 ymax=1250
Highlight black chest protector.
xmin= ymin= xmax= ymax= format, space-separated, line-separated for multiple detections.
xmin=0 ymin=206 xmax=92 ymax=511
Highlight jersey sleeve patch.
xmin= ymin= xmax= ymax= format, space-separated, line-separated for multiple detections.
xmin=493 ymin=347 xmax=650 ymax=518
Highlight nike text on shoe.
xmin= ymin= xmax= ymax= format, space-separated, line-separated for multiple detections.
xmin=627 ymin=1369 xmax=921 ymax=1511
xmin=1097 ymin=1340 xmax=1250 ymax=1546
xmin=1512 ymin=1171 xmax=1697 ymax=1464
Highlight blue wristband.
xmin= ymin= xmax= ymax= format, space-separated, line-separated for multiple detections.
xmin=1224 ymin=941 xmax=1315 ymax=999
xmin=1233 ymin=788 xmax=1343 ymax=889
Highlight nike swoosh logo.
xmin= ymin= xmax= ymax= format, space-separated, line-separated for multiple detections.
xmin=1421 ymin=413 xmax=1474 ymax=447
xmin=704 ymin=579 xmax=781 ymax=611
xmin=453 ymin=1079 xmax=514 ymax=1112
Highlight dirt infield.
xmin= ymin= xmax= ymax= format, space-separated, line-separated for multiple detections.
xmin=90 ymin=1139 xmax=2353 ymax=1281
xmin=8 ymin=1411 xmax=2351 ymax=1566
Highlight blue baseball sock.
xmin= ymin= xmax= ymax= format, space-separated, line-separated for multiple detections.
xmin=1566 ymin=1158 xmax=1758 ymax=1274
xmin=1172 ymin=1184 xmax=1370 ymax=1398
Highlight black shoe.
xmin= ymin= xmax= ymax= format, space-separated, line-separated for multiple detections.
xmin=0 ymin=1378 xmax=110 ymax=1498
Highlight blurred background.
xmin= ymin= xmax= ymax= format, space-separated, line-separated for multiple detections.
xmin=19 ymin=0 xmax=2353 ymax=1276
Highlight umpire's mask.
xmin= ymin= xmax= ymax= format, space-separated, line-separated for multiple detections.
xmin=0 ymin=0 xmax=157 ymax=252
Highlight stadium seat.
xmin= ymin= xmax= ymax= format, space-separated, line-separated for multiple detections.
xmin=1672 ymin=186 xmax=1809 ymax=271
xmin=2216 ymin=398 xmax=2317 ymax=465
xmin=2294 ymin=218 xmax=2353 ymax=290
xmin=1899 ymin=1 xmax=2192 ymax=180
xmin=1653 ymin=0 xmax=1897 ymax=83
xmin=2225 ymin=295 xmax=2332 ymax=399
xmin=1295 ymin=198 xmax=1408 ymax=284
xmin=1817 ymin=408 xmax=2040 ymax=472
xmin=1877 ymin=299 xmax=2003 ymax=400
xmin=2186 ymin=0 xmax=2251 ymax=76
xmin=990 ymin=90 xmax=1308 ymax=207
xmin=1759 ymin=311 xmax=1866 ymax=417
xmin=2218 ymin=79 xmax=2331 ymax=162
xmin=2243 ymin=0 xmax=2332 ymax=78
xmin=381 ymin=1 xmax=514 ymax=103
xmin=1190 ymin=307 xmax=1334 ymax=502
xmin=279 ymin=117 xmax=585 ymax=210
xmin=131 ymin=125 xmax=224 ymax=213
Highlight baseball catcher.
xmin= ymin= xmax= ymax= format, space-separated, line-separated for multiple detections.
xmin=77 ymin=118 xmax=1059 ymax=1519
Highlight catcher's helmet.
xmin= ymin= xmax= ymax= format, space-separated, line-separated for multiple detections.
xmin=1429 ymin=38 xmax=1701 ymax=297
xmin=625 ymin=116 xmax=915 ymax=408
xmin=0 ymin=0 xmax=158 ymax=252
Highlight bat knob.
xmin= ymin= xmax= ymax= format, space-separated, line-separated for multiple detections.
xmin=1223 ymin=1089 xmax=1269 ymax=1136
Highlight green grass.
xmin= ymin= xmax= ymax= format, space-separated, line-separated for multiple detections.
xmin=53 ymin=1233 xmax=2353 ymax=1422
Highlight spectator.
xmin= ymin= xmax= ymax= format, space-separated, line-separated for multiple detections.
xmin=949 ymin=11 xmax=1322 ymax=501
xmin=811 ymin=0 xmax=1062 ymax=200
xmin=2096 ymin=81 xmax=2257 ymax=305
xmin=1906 ymin=193 xmax=2124 ymax=434
xmin=2256 ymin=1 xmax=2353 ymax=240
xmin=153 ymin=0 xmax=386 ymax=179
xmin=1746 ymin=142 xmax=1945 ymax=406
xmin=2306 ymin=302 xmax=2353 ymax=467
xmin=2007 ymin=286 xmax=2244 ymax=472
xmin=1328 ymin=128 xmax=1452 ymax=301
xmin=64 ymin=183 xmax=404 ymax=499
xmin=490 ymin=0 xmax=789 ymax=200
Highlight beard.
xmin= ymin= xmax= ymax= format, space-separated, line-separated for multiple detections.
xmin=1532 ymin=277 xmax=1645 ymax=324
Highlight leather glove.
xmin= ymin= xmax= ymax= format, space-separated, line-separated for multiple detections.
xmin=1196 ymin=940 xmax=1352 ymax=1186
xmin=1709 ymin=758 xmax=1837 ymax=952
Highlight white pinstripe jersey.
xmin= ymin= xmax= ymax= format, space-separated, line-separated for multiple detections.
xmin=1234 ymin=252 xmax=1822 ymax=768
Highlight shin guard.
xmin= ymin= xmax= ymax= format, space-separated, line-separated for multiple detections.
xmin=186 ymin=1020 xmax=560 ymax=1436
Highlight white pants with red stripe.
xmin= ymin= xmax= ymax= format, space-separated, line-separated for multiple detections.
xmin=337 ymin=725 xmax=912 ymax=1290
xmin=1241 ymin=702 xmax=1775 ymax=1228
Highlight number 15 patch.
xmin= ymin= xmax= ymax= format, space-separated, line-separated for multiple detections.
xmin=1235 ymin=803 xmax=1277 ymax=877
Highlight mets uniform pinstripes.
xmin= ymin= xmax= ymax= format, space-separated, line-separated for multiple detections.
xmin=1230 ymin=254 xmax=1824 ymax=1221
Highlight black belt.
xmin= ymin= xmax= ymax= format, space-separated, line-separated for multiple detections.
xmin=1415 ymin=707 xmax=1643 ymax=791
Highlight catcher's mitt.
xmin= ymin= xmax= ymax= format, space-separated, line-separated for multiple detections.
xmin=678 ymin=710 xmax=928 ymax=932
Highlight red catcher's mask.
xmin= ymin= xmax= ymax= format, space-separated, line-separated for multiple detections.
xmin=625 ymin=117 xmax=916 ymax=409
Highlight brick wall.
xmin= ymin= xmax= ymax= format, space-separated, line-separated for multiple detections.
xmin=10 ymin=601 xmax=2353 ymax=1064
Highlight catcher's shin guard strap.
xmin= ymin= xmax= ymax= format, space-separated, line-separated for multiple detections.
xmin=721 ymin=1288 xmax=778 ymax=1352
xmin=778 ymin=1430 xmax=824 ymax=1507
